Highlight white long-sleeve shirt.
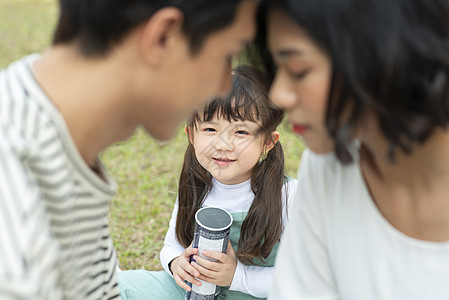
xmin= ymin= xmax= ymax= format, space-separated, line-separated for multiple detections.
xmin=160 ymin=177 xmax=297 ymax=298
xmin=269 ymin=148 xmax=449 ymax=300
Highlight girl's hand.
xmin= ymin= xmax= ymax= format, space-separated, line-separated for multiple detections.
xmin=191 ymin=241 xmax=237 ymax=287
xmin=170 ymin=246 xmax=202 ymax=292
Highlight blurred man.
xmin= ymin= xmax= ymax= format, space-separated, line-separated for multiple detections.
xmin=0 ymin=0 xmax=257 ymax=298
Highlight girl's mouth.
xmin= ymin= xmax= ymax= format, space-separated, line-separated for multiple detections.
xmin=212 ymin=157 xmax=236 ymax=166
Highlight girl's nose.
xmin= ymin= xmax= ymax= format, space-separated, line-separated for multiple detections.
xmin=269 ymin=70 xmax=297 ymax=110
xmin=214 ymin=134 xmax=234 ymax=152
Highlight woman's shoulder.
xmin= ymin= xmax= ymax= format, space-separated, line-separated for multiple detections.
xmin=282 ymin=175 xmax=298 ymax=195
xmin=297 ymin=145 xmax=363 ymax=203
xmin=283 ymin=174 xmax=297 ymax=184
xmin=300 ymin=144 xmax=360 ymax=179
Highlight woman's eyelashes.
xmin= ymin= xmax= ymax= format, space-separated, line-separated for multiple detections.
xmin=289 ymin=68 xmax=309 ymax=80
xmin=272 ymin=58 xmax=310 ymax=80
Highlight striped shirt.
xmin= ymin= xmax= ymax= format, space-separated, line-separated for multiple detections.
xmin=0 ymin=54 xmax=120 ymax=299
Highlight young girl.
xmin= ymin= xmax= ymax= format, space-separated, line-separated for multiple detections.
xmin=255 ymin=0 xmax=449 ymax=299
xmin=118 ymin=65 xmax=297 ymax=299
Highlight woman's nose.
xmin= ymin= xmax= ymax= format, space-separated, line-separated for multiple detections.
xmin=269 ymin=71 xmax=297 ymax=110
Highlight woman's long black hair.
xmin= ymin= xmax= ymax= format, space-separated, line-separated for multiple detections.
xmin=175 ymin=65 xmax=286 ymax=265
xmin=255 ymin=0 xmax=449 ymax=163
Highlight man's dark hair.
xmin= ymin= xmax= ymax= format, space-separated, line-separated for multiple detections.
xmin=53 ymin=0 xmax=245 ymax=57
xmin=256 ymin=0 xmax=449 ymax=163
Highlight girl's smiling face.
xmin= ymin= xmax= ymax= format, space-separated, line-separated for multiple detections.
xmin=267 ymin=9 xmax=334 ymax=154
xmin=190 ymin=115 xmax=278 ymax=185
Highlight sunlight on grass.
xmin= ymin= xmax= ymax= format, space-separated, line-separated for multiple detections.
xmin=0 ymin=0 xmax=56 ymax=67
xmin=1 ymin=0 xmax=305 ymax=271
xmin=104 ymin=127 xmax=189 ymax=270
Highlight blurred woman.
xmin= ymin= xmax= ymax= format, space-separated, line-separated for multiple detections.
xmin=255 ymin=0 xmax=449 ymax=299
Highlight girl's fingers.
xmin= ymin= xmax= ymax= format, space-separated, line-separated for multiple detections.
xmin=191 ymin=261 xmax=215 ymax=278
xmin=183 ymin=246 xmax=199 ymax=257
xmin=185 ymin=262 xmax=201 ymax=278
xmin=177 ymin=257 xmax=201 ymax=279
xmin=203 ymin=250 xmax=226 ymax=261
xmin=192 ymin=255 xmax=215 ymax=270
xmin=196 ymin=273 xmax=215 ymax=283
xmin=175 ymin=269 xmax=202 ymax=290
xmin=180 ymin=269 xmax=196 ymax=286
xmin=195 ymin=252 xmax=226 ymax=265
xmin=174 ymin=273 xmax=193 ymax=292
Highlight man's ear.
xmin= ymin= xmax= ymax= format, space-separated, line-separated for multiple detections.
xmin=264 ymin=131 xmax=280 ymax=152
xmin=138 ymin=7 xmax=184 ymax=67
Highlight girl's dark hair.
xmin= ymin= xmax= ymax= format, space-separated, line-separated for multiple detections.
xmin=176 ymin=65 xmax=286 ymax=265
xmin=53 ymin=0 xmax=244 ymax=57
xmin=256 ymin=0 xmax=449 ymax=163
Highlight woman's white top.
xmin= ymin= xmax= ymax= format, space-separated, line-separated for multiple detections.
xmin=269 ymin=148 xmax=449 ymax=300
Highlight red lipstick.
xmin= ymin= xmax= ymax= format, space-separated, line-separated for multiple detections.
xmin=292 ymin=124 xmax=309 ymax=135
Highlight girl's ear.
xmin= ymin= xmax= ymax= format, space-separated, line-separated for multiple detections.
xmin=264 ymin=131 xmax=280 ymax=152
xmin=185 ymin=125 xmax=194 ymax=144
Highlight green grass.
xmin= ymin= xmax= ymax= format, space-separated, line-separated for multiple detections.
xmin=0 ymin=0 xmax=56 ymax=65
xmin=0 ymin=0 xmax=304 ymax=271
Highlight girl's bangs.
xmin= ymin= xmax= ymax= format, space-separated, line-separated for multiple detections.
xmin=191 ymin=79 xmax=269 ymax=128
xmin=188 ymin=64 xmax=284 ymax=133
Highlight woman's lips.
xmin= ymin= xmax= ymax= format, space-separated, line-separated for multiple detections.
xmin=292 ymin=124 xmax=310 ymax=135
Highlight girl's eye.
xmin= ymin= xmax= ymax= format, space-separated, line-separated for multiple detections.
xmin=235 ymin=130 xmax=249 ymax=135
xmin=204 ymin=128 xmax=216 ymax=132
